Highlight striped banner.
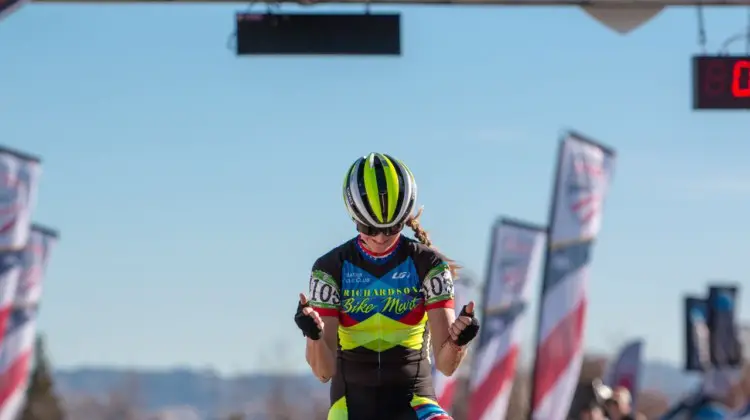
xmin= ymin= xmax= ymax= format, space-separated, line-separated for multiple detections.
xmin=605 ymin=339 xmax=643 ymax=407
xmin=0 ymin=147 xmax=42 ymax=364
xmin=663 ymin=294 xmax=733 ymax=419
xmin=0 ymin=225 xmax=58 ymax=420
xmin=433 ymin=280 xmax=472 ymax=413
xmin=528 ymin=131 xmax=616 ymax=420
xmin=707 ymin=285 xmax=741 ymax=369
xmin=0 ymin=306 xmax=37 ymax=420
xmin=467 ymin=218 xmax=545 ymax=420
xmin=684 ymin=296 xmax=710 ymax=372
xmin=14 ymin=225 xmax=57 ymax=308
xmin=0 ymin=256 xmax=22 ymax=357
xmin=0 ymin=148 xmax=41 ymax=251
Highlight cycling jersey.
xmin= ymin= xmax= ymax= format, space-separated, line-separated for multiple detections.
xmin=308 ymin=235 xmax=455 ymax=420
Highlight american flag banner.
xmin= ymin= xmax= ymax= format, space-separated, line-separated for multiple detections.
xmin=605 ymin=339 xmax=643 ymax=406
xmin=0 ymin=148 xmax=40 ymax=251
xmin=0 ymin=225 xmax=57 ymax=420
xmin=0 ymin=307 xmax=37 ymax=420
xmin=0 ymin=255 xmax=22 ymax=354
xmin=14 ymin=225 xmax=57 ymax=308
xmin=528 ymin=132 xmax=616 ymax=420
xmin=433 ymin=280 xmax=472 ymax=413
xmin=467 ymin=218 xmax=545 ymax=420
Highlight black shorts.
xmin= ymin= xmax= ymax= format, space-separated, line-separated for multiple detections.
xmin=327 ymin=382 xmax=452 ymax=420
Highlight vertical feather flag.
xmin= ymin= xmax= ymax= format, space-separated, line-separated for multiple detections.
xmin=605 ymin=339 xmax=644 ymax=407
xmin=0 ymin=225 xmax=58 ymax=420
xmin=528 ymin=132 xmax=616 ymax=420
xmin=0 ymin=148 xmax=41 ymax=352
xmin=467 ymin=218 xmax=545 ymax=420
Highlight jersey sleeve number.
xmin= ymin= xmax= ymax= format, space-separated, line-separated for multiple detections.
xmin=309 ymin=271 xmax=340 ymax=307
xmin=423 ymin=269 xmax=454 ymax=303
xmin=311 ymin=278 xmax=338 ymax=304
xmin=429 ymin=274 xmax=451 ymax=297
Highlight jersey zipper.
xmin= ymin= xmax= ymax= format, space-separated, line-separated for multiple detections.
xmin=377 ymin=313 xmax=382 ymax=384
xmin=377 ymin=313 xmax=382 ymax=418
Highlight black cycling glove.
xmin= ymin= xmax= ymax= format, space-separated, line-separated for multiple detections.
xmin=454 ymin=304 xmax=480 ymax=347
xmin=294 ymin=300 xmax=322 ymax=340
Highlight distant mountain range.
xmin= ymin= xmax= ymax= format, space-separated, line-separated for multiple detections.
xmin=52 ymin=360 xmax=700 ymax=417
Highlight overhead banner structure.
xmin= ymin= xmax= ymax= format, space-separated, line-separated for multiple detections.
xmin=467 ymin=218 xmax=546 ymax=420
xmin=528 ymin=131 xmax=616 ymax=420
xmin=581 ymin=5 xmax=664 ymax=35
xmin=707 ymin=285 xmax=742 ymax=369
xmin=605 ymin=339 xmax=644 ymax=407
xmin=0 ymin=225 xmax=58 ymax=420
xmin=684 ymin=296 xmax=710 ymax=372
xmin=28 ymin=0 xmax=750 ymax=5
xmin=0 ymin=0 xmax=30 ymax=22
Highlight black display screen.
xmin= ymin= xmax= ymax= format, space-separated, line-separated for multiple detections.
xmin=693 ymin=55 xmax=750 ymax=110
xmin=236 ymin=13 xmax=401 ymax=56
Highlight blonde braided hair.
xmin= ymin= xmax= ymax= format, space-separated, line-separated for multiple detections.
xmin=405 ymin=207 xmax=461 ymax=278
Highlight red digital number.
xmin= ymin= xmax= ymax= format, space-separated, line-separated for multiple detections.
xmin=732 ymin=60 xmax=750 ymax=98
xmin=703 ymin=59 xmax=728 ymax=96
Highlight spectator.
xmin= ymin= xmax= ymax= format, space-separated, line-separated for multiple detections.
xmin=579 ymin=401 xmax=606 ymax=420
xmin=605 ymin=386 xmax=635 ymax=420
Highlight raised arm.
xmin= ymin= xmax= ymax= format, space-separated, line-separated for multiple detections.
xmin=424 ymin=263 xmax=478 ymax=376
xmin=304 ymin=268 xmax=340 ymax=382
xmin=423 ymin=263 xmax=462 ymax=376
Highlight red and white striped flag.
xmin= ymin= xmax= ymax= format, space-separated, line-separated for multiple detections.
xmin=467 ymin=218 xmax=545 ymax=420
xmin=0 ymin=257 xmax=21 ymax=358
xmin=0 ymin=306 xmax=37 ymax=419
xmin=0 ymin=148 xmax=41 ymax=251
xmin=433 ymin=280 xmax=471 ymax=412
xmin=0 ymin=148 xmax=41 ymax=352
xmin=0 ymin=225 xmax=58 ymax=420
xmin=14 ymin=225 xmax=56 ymax=308
xmin=529 ymin=132 xmax=616 ymax=420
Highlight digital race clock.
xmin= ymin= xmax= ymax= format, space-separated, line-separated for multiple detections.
xmin=693 ymin=56 xmax=750 ymax=109
xmin=693 ymin=55 xmax=750 ymax=110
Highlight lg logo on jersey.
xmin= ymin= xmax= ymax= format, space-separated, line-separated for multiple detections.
xmin=392 ymin=272 xmax=409 ymax=279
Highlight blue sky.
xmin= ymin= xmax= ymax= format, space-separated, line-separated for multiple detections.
xmin=1 ymin=4 xmax=749 ymax=374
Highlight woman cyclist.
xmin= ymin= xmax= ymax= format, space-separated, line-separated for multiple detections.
xmin=294 ymin=153 xmax=480 ymax=420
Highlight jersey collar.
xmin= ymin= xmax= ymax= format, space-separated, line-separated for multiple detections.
xmin=356 ymin=234 xmax=401 ymax=263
